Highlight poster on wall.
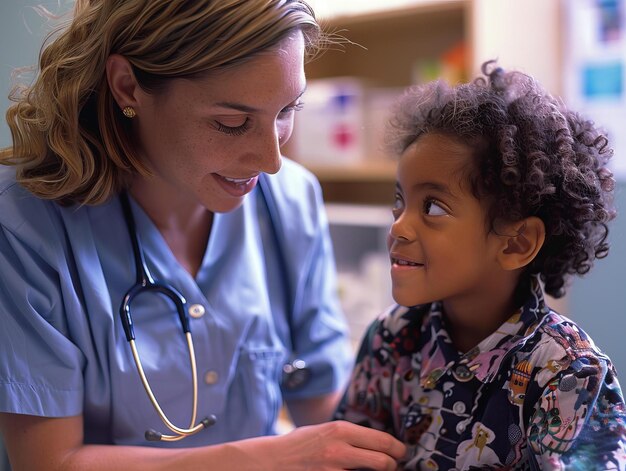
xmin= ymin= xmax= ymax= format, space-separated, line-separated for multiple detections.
xmin=563 ymin=0 xmax=626 ymax=180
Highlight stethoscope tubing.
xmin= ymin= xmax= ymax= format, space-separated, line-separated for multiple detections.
xmin=119 ymin=192 xmax=190 ymax=341
xmin=128 ymin=334 xmax=201 ymax=436
xmin=118 ymin=192 xmax=215 ymax=441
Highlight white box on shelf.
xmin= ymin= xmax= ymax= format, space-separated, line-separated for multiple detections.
xmin=292 ymin=77 xmax=366 ymax=165
xmin=363 ymin=87 xmax=404 ymax=161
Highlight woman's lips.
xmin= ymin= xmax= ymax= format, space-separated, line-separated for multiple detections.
xmin=214 ymin=173 xmax=259 ymax=197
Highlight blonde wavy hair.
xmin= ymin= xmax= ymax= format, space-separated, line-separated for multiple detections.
xmin=2 ymin=0 xmax=325 ymax=205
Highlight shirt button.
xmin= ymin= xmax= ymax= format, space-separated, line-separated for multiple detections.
xmin=423 ymin=368 xmax=444 ymax=389
xmin=453 ymin=364 xmax=473 ymax=382
xmin=189 ymin=304 xmax=205 ymax=319
xmin=204 ymin=370 xmax=219 ymax=385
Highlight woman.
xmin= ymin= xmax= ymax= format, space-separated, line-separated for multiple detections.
xmin=0 ymin=1 xmax=405 ymax=469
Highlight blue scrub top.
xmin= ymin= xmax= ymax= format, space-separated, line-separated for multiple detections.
xmin=0 ymin=158 xmax=352 ymax=447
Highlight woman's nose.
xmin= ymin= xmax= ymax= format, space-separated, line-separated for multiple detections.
xmin=257 ymin=128 xmax=283 ymax=175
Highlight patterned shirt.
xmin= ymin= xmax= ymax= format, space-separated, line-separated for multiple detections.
xmin=336 ymin=277 xmax=626 ymax=470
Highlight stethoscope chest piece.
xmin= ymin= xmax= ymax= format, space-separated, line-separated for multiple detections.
xmin=282 ymin=358 xmax=311 ymax=390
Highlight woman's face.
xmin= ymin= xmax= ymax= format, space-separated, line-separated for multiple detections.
xmin=130 ymin=33 xmax=306 ymax=213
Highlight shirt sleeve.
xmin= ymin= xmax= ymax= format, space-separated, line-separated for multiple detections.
xmin=0 ymin=220 xmax=85 ymax=417
xmin=283 ymin=229 xmax=353 ymax=399
xmin=526 ymin=355 xmax=626 ymax=469
xmin=334 ymin=317 xmax=395 ymax=433
xmin=265 ymin=160 xmax=353 ymax=400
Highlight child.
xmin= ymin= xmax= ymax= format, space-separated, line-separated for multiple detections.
xmin=335 ymin=61 xmax=626 ymax=469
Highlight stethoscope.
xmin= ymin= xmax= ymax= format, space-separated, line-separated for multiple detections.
xmin=118 ymin=191 xmax=216 ymax=442
xmin=118 ymin=179 xmax=310 ymax=442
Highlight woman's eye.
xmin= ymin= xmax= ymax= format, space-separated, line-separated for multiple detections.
xmin=279 ymin=102 xmax=304 ymax=115
xmin=215 ymin=118 xmax=250 ymax=136
xmin=424 ymin=199 xmax=447 ymax=216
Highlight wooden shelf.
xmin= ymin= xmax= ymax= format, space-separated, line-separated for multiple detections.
xmin=325 ymin=203 xmax=393 ymax=227
xmin=298 ymin=161 xmax=397 ymax=206
xmin=307 ymin=2 xmax=469 ymax=88
xmin=293 ymin=160 xmax=396 ymax=205
xmin=313 ymin=0 xmax=466 ymax=22
xmin=303 ymin=160 xmax=397 ymax=182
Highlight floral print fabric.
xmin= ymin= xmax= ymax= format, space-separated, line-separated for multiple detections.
xmin=336 ymin=277 xmax=626 ymax=470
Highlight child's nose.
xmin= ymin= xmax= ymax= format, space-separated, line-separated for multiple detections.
xmin=389 ymin=219 xmax=413 ymax=242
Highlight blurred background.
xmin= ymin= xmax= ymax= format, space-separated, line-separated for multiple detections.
xmin=0 ymin=0 xmax=625 ymax=464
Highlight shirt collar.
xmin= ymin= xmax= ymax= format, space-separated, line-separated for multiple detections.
xmin=419 ymin=275 xmax=552 ymax=388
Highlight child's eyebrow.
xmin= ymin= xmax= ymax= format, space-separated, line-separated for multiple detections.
xmin=396 ymin=180 xmax=457 ymax=199
xmin=418 ymin=181 xmax=455 ymax=196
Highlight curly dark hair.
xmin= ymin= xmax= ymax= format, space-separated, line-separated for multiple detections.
xmin=385 ymin=60 xmax=616 ymax=298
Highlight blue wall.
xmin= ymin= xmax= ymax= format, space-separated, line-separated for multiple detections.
xmin=0 ymin=1 xmax=74 ymax=146
xmin=570 ymin=183 xmax=626 ymax=375
xmin=0 ymin=3 xmax=72 ymax=469
xmin=1 ymin=1 xmax=37 ymax=145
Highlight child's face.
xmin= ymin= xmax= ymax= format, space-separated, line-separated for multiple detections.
xmin=388 ymin=133 xmax=506 ymax=308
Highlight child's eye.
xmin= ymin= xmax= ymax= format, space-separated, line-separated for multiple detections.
xmin=424 ymin=199 xmax=447 ymax=216
xmin=392 ymin=193 xmax=404 ymax=219
xmin=215 ymin=118 xmax=250 ymax=136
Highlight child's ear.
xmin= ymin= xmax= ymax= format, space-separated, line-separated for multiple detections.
xmin=498 ymin=216 xmax=545 ymax=270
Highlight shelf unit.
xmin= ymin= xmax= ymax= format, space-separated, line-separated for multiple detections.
xmin=287 ymin=0 xmax=562 ymax=205
xmin=307 ymin=0 xmax=468 ymax=88
xmin=287 ymin=0 xmax=471 ymax=205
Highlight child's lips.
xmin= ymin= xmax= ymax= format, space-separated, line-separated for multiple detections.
xmin=390 ymin=253 xmax=424 ymax=268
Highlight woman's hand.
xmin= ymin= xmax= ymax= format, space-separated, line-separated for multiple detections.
xmin=1 ymin=413 xmax=405 ymax=470
xmin=233 ymin=420 xmax=406 ymax=470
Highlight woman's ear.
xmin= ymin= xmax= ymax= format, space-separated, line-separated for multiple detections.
xmin=106 ymin=54 xmax=140 ymax=110
xmin=498 ymin=216 xmax=545 ymax=271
